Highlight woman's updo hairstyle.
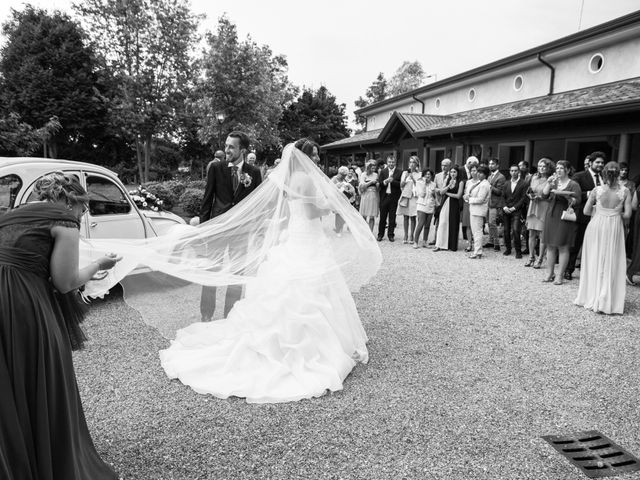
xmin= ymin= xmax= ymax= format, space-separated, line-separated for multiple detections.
xmin=34 ymin=172 xmax=90 ymax=205
xmin=294 ymin=138 xmax=319 ymax=158
xmin=603 ymin=161 xmax=620 ymax=187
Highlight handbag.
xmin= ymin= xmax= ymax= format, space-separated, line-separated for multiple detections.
xmin=398 ymin=196 xmax=409 ymax=207
xmin=561 ymin=206 xmax=576 ymax=222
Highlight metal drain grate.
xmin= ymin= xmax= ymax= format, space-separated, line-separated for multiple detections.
xmin=543 ymin=430 xmax=640 ymax=478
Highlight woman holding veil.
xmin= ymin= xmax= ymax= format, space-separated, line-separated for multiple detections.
xmin=84 ymin=139 xmax=382 ymax=403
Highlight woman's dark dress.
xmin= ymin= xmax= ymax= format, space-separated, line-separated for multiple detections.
xmin=0 ymin=203 xmax=117 ymax=480
xmin=445 ymin=180 xmax=462 ymax=251
xmin=628 ymin=185 xmax=640 ymax=277
xmin=542 ymin=180 xmax=581 ymax=248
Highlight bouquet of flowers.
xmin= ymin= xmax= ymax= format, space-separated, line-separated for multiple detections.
xmin=128 ymin=186 xmax=164 ymax=212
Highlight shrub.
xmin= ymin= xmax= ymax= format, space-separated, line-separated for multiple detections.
xmin=188 ymin=179 xmax=207 ymax=190
xmin=143 ymin=182 xmax=177 ymax=210
xmin=163 ymin=179 xmax=187 ymax=198
xmin=179 ymin=188 xmax=204 ymax=217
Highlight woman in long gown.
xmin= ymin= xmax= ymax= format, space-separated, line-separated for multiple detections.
xmin=0 ymin=173 xmax=120 ymax=480
xmin=574 ymin=162 xmax=632 ymax=314
xmin=434 ymin=166 xmax=464 ymax=251
xmin=155 ymin=141 xmax=380 ymax=403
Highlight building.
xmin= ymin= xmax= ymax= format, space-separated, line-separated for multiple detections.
xmin=322 ymin=10 xmax=640 ymax=177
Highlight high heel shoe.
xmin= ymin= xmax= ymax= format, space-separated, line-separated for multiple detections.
xmin=533 ymin=258 xmax=543 ymax=269
xmin=524 ymin=256 xmax=535 ymax=267
xmin=542 ymin=274 xmax=555 ymax=283
xmin=433 ymin=247 xmax=441 ymax=252
xmin=553 ymin=277 xmax=564 ymax=285
xmin=627 ymin=274 xmax=636 ymax=286
xmin=469 ymin=253 xmax=482 ymax=259
xmin=464 ymin=245 xmax=473 ymax=252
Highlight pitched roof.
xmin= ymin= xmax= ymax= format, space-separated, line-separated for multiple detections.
xmin=321 ymin=129 xmax=383 ymax=150
xmin=355 ymin=10 xmax=640 ymax=115
xmin=413 ymin=79 xmax=640 ymax=136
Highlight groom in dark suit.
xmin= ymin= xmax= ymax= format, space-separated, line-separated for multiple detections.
xmin=199 ymin=130 xmax=263 ymax=321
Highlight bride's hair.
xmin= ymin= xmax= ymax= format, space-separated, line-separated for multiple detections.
xmin=294 ymin=138 xmax=319 ymax=157
xmin=602 ymin=161 xmax=620 ymax=187
xmin=34 ymin=172 xmax=89 ymax=205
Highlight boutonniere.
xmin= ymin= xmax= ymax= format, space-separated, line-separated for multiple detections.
xmin=240 ymin=172 xmax=252 ymax=187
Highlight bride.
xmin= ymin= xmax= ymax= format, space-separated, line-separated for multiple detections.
xmin=84 ymin=140 xmax=382 ymax=403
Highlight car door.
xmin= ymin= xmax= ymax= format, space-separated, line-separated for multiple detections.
xmin=85 ymin=173 xmax=147 ymax=239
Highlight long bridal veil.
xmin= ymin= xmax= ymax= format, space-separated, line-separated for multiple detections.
xmin=81 ymin=143 xmax=382 ymax=338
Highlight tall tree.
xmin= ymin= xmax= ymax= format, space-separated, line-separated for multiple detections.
xmin=193 ymin=16 xmax=295 ymax=152
xmin=354 ymin=72 xmax=388 ymax=127
xmin=388 ymin=60 xmax=425 ymax=97
xmin=0 ymin=6 xmax=106 ymax=158
xmin=0 ymin=113 xmax=61 ymax=156
xmin=75 ymin=0 xmax=201 ymax=182
xmin=279 ymin=86 xmax=350 ymax=147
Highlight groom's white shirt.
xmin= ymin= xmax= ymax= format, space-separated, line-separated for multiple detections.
xmin=228 ymin=159 xmax=244 ymax=183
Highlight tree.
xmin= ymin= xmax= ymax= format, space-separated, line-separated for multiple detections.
xmin=0 ymin=6 xmax=106 ymax=158
xmin=388 ymin=60 xmax=425 ymax=97
xmin=193 ymin=15 xmax=295 ymax=152
xmin=354 ymin=72 xmax=388 ymax=127
xmin=279 ymin=86 xmax=350 ymax=147
xmin=75 ymin=0 xmax=201 ymax=182
xmin=0 ymin=113 xmax=61 ymax=156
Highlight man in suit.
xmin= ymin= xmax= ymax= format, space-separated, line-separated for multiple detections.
xmin=502 ymin=165 xmax=528 ymax=258
xmin=377 ymin=155 xmax=402 ymax=242
xmin=428 ymin=158 xmax=452 ymax=245
xmin=199 ymin=131 xmax=263 ymax=321
xmin=485 ymin=158 xmax=506 ymax=251
xmin=565 ymin=151 xmax=605 ymax=280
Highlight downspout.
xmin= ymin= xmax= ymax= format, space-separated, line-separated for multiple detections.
xmin=412 ymin=94 xmax=425 ymax=114
xmin=537 ymin=53 xmax=555 ymax=95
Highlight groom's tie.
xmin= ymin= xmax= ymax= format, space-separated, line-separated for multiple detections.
xmin=231 ymin=165 xmax=239 ymax=190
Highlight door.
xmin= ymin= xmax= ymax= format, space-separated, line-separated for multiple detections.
xmin=85 ymin=174 xmax=147 ymax=239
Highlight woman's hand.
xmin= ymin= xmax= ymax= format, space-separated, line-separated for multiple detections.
xmin=94 ymin=253 xmax=122 ymax=271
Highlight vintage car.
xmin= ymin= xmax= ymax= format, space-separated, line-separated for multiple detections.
xmin=0 ymin=157 xmax=186 ymax=238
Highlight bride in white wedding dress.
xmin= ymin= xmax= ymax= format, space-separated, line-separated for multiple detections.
xmin=83 ymin=140 xmax=382 ymax=403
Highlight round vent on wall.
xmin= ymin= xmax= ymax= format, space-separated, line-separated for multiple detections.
xmin=468 ymin=88 xmax=476 ymax=102
xmin=589 ymin=53 xmax=604 ymax=74
xmin=514 ymin=75 xmax=524 ymax=91
xmin=435 ymin=98 xmax=441 ymax=109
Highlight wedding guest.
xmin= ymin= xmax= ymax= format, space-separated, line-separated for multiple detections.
xmin=377 ymin=155 xmax=402 ymax=242
xmin=619 ymin=163 xmax=636 ymax=194
xmin=246 ymin=152 xmax=257 ymax=166
xmin=627 ymin=185 xmax=640 ymax=285
xmin=0 ymin=173 xmax=121 ymax=479
xmin=575 ymin=161 xmax=632 ymax=314
xmin=463 ymin=155 xmax=479 ymax=181
xmin=518 ymin=160 xmax=532 ymax=255
xmin=501 ymin=165 xmax=528 ymax=258
xmin=525 ymin=158 xmax=554 ymax=268
xmin=565 ymin=151 xmax=605 ymax=281
xmin=359 ymin=160 xmax=379 ymax=231
xmin=485 ymin=158 xmax=506 ymax=252
xmin=206 ymin=149 xmax=226 ymax=174
xmin=462 ymin=163 xmax=479 ymax=252
xmin=347 ymin=166 xmax=360 ymax=209
xmin=434 ymin=166 xmax=465 ymax=251
xmin=332 ymin=166 xmax=356 ymax=236
xmin=397 ymin=156 xmax=421 ymax=243
xmin=264 ymin=158 xmax=281 ymax=178
xmin=429 ymin=158 xmax=452 ymax=244
xmin=466 ymin=165 xmax=491 ymax=258
xmin=413 ymin=169 xmax=436 ymax=248
xmin=620 ymin=162 xmax=636 ymax=254
xmin=541 ymin=160 xmax=582 ymax=285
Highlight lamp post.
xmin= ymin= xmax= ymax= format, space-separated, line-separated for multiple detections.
xmin=215 ymin=111 xmax=226 ymax=150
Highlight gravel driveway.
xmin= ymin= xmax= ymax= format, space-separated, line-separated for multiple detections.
xmin=74 ymin=240 xmax=640 ymax=479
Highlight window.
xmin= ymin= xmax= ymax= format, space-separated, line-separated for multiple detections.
xmin=0 ymin=174 xmax=22 ymax=215
xmin=435 ymin=98 xmax=441 ymax=109
xmin=468 ymin=88 xmax=476 ymax=102
xmin=86 ymin=175 xmax=131 ymax=215
xmin=589 ymin=53 xmax=604 ymax=74
xmin=513 ymin=75 xmax=524 ymax=91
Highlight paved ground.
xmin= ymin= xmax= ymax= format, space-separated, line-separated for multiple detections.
xmin=75 ymin=238 xmax=640 ymax=479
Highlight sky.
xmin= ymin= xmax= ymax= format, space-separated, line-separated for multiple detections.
xmin=1 ymin=0 xmax=639 ymax=129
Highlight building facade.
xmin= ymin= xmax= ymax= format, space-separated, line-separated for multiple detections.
xmin=322 ymin=10 xmax=640 ymax=177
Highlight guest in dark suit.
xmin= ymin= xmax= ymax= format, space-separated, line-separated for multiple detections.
xmin=199 ymin=131 xmax=263 ymax=321
xmin=502 ymin=165 xmax=528 ymax=258
xmin=485 ymin=158 xmax=506 ymax=251
xmin=377 ymin=155 xmax=402 ymax=242
xmin=565 ymin=151 xmax=605 ymax=280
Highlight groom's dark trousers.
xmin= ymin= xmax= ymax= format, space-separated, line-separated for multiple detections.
xmin=199 ymin=160 xmax=262 ymax=320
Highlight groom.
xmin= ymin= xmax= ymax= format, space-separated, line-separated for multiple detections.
xmin=199 ymin=130 xmax=263 ymax=321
